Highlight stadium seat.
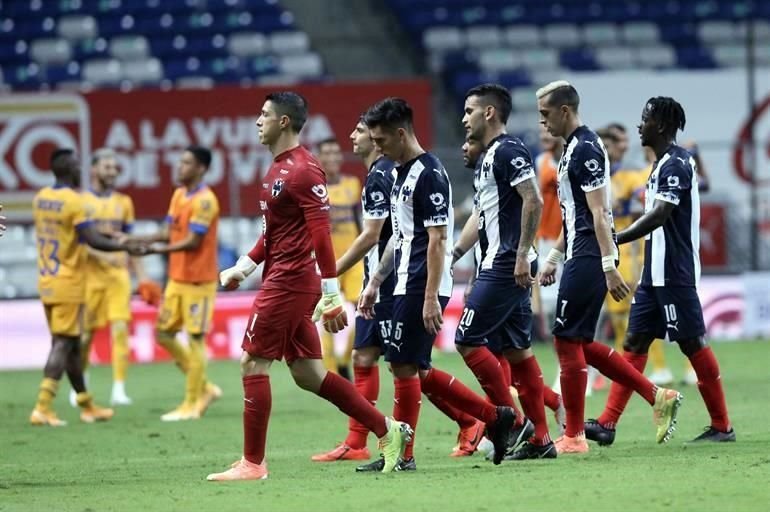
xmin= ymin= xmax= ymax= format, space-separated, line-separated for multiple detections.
xmin=30 ymin=39 xmax=73 ymax=65
xmin=57 ymin=15 xmax=99 ymax=41
xmin=520 ymin=48 xmax=560 ymax=70
xmin=582 ymin=23 xmax=620 ymax=46
xmin=479 ymin=48 xmax=520 ymax=72
xmin=82 ymin=58 xmax=122 ymax=85
xmin=542 ymin=23 xmax=581 ymax=48
xmin=423 ymin=26 xmax=465 ymax=52
xmin=698 ymin=21 xmax=738 ymax=44
xmin=277 ymin=53 xmax=323 ymax=77
xmin=109 ymin=35 xmax=150 ymax=60
xmin=268 ymin=31 xmax=310 ymax=55
xmin=511 ymin=87 xmax=538 ymax=112
xmin=502 ymin=25 xmax=540 ymax=46
xmin=122 ymin=58 xmax=163 ymax=84
xmin=175 ymin=76 xmax=215 ymax=89
xmin=621 ymin=22 xmax=661 ymax=45
xmin=637 ymin=45 xmax=677 ymax=68
xmin=465 ymin=26 xmax=502 ymax=48
xmin=228 ymin=32 xmax=269 ymax=57
xmin=595 ymin=46 xmax=636 ymax=69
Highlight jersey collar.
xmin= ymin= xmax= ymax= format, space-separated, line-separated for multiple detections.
xmin=185 ymin=183 xmax=204 ymax=197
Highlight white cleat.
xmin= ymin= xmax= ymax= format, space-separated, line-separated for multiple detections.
xmin=69 ymin=389 xmax=78 ymax=408
xmin=111 ymin=392 xmax=133 ymax=406
xmin=649 ymin=368 xmax=674 ymax=386
xmin=682 ymin=368 xmax=698 ymax=386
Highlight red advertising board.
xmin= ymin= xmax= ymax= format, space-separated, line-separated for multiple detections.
xmin=700 ymin=203 xmax=727 ymax=267
xmin=0 ymin=80 xmax=432 ymax=218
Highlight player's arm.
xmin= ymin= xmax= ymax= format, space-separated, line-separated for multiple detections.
xmin=336 ymin=217 xmax=387 ymax=276
xmin=424 ymin=225 xmax=447 ymax=335
xmin=586 ymin=187 xmax=629 ymax=301
xmin=617 ymin=201 xmax=675 ymax=244
xmin=219 ymin=235 xmax=264 ymax=291
xmin=358 ymin=235 xmax=394 ymax=319
xmin=124 ymin=224 xmax=169 ymax=244
xmin=452 ymin=209 xmax=479 ymax=265
xmin=514 ymin=177 xmax=543 ymax=288
xmin=539 ymin=227 xmax=564 ymax=287
xmin=79 ymin=224 xmax=143 ymax=254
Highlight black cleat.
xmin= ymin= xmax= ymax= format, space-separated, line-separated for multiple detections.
xmin=504 ymin=440 xmax=557 ymax=460
xmin=505 ymin=418 xmax=535 ymax=456
xmin=585 ymin=419 xmax=616 ymax=446
xmin=487 ymin=406 xmax=516 ymax=465
xmin=355 ymin=456 xmax=416 ymax=472
xmin=688 ymin=426 xmax=736 ymax=443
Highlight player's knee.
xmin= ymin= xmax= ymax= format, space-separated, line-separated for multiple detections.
xmin=240 ymin=352 xmax=271 ymax=377
xmin=623 ymin=333 xmax=653 ymax=354
xmin=110 ymin=321 xmax=128 ymax=338
xmin=677 ymin=336 xmax=707 ymax=357
xmin=155 ymin=329 xmax=175 ymax=347
xmin=352 ymin=348 xmax=378 ymax=368
xmin=455 ymin=344 xmax=475 ymax=357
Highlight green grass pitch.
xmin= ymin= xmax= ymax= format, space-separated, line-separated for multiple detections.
xmin=1 ymin=341 xmax=768 ymax=511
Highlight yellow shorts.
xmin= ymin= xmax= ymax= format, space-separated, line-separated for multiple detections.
xmin=84 ymin=272 xmax=131 ymax=330
xmin=156 ymin=280 xmax=217 ymax=335
xmin=43 ymin=303 xmax=84 ymax=337
xmin=339 ymin=262 xmax=364 ymax=303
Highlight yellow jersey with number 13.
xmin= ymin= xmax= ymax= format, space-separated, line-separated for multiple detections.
xmin=33 ymin=186 xmax=92 ymax=304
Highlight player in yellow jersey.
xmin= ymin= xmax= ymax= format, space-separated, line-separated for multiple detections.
xmin=30 ymin=148 xmax=146 ymax=426
xmin=316 ymin=138 xmax=363 ymax=380
xmin=68 ymin=148 xmax=162 ymax=407
xmin=123 ymin=146 xmax=222 ymax=421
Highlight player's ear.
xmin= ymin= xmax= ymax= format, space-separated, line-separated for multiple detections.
xmin=279 ymin=114 xmax=290 ymax=130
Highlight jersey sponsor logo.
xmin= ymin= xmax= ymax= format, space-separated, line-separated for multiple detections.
xmin=429 ymin=192 xmax=445 ymax=207
xmin=259 ymin=200 xmax=267 ymax=211
xmin=667 ymin=175 xmax=680 ymax=188
xmin=271 ymin=179 xmax=284 ymax=198
xmin=369 ymin=190 xmax=385 ymax=204
xmin=667 ymin=321 xmax=679 ymax=332
xmin=676 ymin=157 xmax=688 ymax=166
xmin=311 ymin=184 xmax=328 ymax=200
xmin=511 ymin=156 xmax=529 ymax=170
xmin=584 ymin=159 xmax=601 ymax=173
xmin=280 ymin=168 xmax=290 ymax=174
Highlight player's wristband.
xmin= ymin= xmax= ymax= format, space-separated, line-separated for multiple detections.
xmin=601 ymin=255 xmax=616 ymax=273
xmin=235 ymin=255 xmax=258 ymax=277
xmin=321 ymin=278 xmax=339 ymax=294
xmin=546 ymin=248 xmax=564 ymax=265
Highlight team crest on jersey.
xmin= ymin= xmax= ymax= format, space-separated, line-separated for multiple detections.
xmin=272 ymin=179 xmax=284 ymax=197
xmin=311 ymin=184 xmax=328 ymax=200
xmin=400 ymin=185 xmax=413 ymax=201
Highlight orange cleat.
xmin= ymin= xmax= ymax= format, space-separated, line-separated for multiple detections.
xmin=450 ymin=419 xmax=485 ymax=457
xmin=207 ymin=458 xmax=268 ymax=481
xmin=80 ymin=404 xmax=114 ymax=423
xmin=30 ymin=408 xmax=67 ymax=427
xmin=196 ymin=382 xmax=223 ymax=417
xmin=554 ymin=434 xmax=590 ymax=454
xmin=311 ymin=443 xmax=371 ymax=462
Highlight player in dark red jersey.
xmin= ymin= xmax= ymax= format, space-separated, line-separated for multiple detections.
xmin=206 ymin=92 xmax=412 ymax=481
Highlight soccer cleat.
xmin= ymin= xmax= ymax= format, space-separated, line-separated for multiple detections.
xmin=311 ymin=443 xmax=371 ymax=462
xmin=653 ymin=387 xmax=683 ymax=444
xmin=649 ymin=368 xmax=674 ymax=386
xmin=450 ymin=420 xmax=485 ymax=457
xmin=378 ymin=417 xmax=412 ymax=473
xmin=354 ymin=456 xmax=416 ymax=472
xmin=687 ymin=426 xmax=736 ymax=443
xmin=554 ymin=434 xmax=589 ymax=454
xmin=80 ymin=404 xmax=114 ymax=423
xmin=505 ymin=417 xmax=535 ymax=457
xmin=110 ymin=389 xmax=133 ymax=406
xmin=487 ymin=406 xmax=516 ymax=465
xmin=505 ymin=440 xmax=557 ymax=460
xmin=196 ymin=382 xmax=223 ymax=417
xmin=584 ymin=419 xmax=616 ymax=446
xmin=68 ymin=389 xmax=78 ymax=408
xmin=681 ymin=369 xmax=698 ymax=386
xmin=554 ymin=396 xmax=566 ymax=436
xmin=161 ymin=403 xmax=200 ymax=422
xmin=29 ymin=408 xmax=67 ymax=427
xmin=207 ymin=457 xmax=268 ymax=481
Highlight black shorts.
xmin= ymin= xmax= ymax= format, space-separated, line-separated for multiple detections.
xmin=353 ymin=298 xmax=393 ymax=351
xmin=552 ymin=257 xmax=606 ymax=341
xmin=455 ymin=275 xmax=532 ymax=352
xmin=629 ymin=285 xmax=706 ymax=341
xmin=385 ymin=294 xmax=450 ymax=369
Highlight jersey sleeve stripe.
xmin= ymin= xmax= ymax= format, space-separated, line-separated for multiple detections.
xmin=509 ymin=170 xmax=536 ymax=188
xmin=75 ymin=219 xmax=93 ymax=231
xmin=189 ymin=222 xmax=209 ymax=235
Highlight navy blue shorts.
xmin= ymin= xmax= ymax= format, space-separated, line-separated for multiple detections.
xmin=354 ymin=299 xmax=393 ymax=351
xmin=385 ymin=294 xmax=450 ymax=369
xmin=552 ymin=257 xmax=606 ymax=340
xmin=455 ymin=275 xmax=532 ymax=352
xmin=628 ymin=285 xmax=706 ymax=341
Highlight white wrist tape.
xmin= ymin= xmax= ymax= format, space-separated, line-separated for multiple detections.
xmin=601 ymin=255 xmax=616 ymax=273
xmin=321 ymin=278 xmax=339 ymax=294
xmin=235 ymin=255 xmax=258 ymax=276
xmin=546 ymin=248 xmax=564 ymax=265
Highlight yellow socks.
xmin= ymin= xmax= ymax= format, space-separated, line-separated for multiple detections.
xmin=156 ymin=330 xmax=190 ymax=373
xmin=184 ymin=336 xmax=206 ymax=406
xmin=321 ymin=331 xmax=337 ymax=373
xmin=111 ymin=321 xmax=130 ymax=383
xmin=610 ymin=313 xmax=629 ymax=353
xmin=35 ymin=377 xmax=59 ymax=412
xmin=75 ymin=391 xmax=93 ymax=409
xmin=649 ymin=340 xmax=668 ymax=371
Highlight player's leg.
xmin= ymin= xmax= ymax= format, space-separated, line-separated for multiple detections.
xmin=648 ymin=339 xmax=674 ymax=385
xmin=70 ymin=286 xmax=106 ymax=406
xmin=31 ymin=305 xmax=72 ymax=426
xmin=319 ymin=329 xmax=338 ymax=374
xmin=155 ymin=281 xmax=189 ymax=373
xmin=107 ymin=272 xmax=132 ymax=404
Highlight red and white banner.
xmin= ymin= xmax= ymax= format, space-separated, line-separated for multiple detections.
xmin=0 ymin=277 xmax=759 ymax=370
xmin=0 ymin=80 xmax=432 ymax=219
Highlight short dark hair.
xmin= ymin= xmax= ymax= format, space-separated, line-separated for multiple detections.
xmin=645 ymin=96 xmax=686 ymax=139
xmin=317 ymin=138 xmax=339 ymax=151
xmin=185 ymin=145 xmax=212 ymax=168
xmin=543 ymin=84 xmax=580 ymax=112
xmin=266 ymin=91 xmax=308 ymax=133
xmin=50 ymin=148 xmax=74 ymax=169
xmin=465 ymin=83 xmax=513 ymax=124
xmin=597 ymin=128 xmax=619 ymax=144
xmin=363 ymin=97 xmax=414 ymax=132
xmin=607 ymin=122 xmax=627 ymax=133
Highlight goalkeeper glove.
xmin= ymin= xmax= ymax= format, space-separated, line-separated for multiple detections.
xmin=219 ymin=255 xmax=258 ymax=290
xmin=312 ymin=278 xmax=348 ymax=333
xmin=137 ymin=280 xmax=162 ymax=306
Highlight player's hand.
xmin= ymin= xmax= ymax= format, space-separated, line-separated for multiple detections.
xmin=605 ymin=268 xmax=631 ymax=302
xmin=219 ymin=255 xmax=258 ymax=291
xmin=423 ymin=295 xmax=443 ymax=336
xmin=539 ymin=261 xmax=557 ymax=287
xmin=514 ymin=254 xmax=535 ymax=288
xmin=312 ymin=279 xmax=348 ymax=333
xmin=137 ymin=279 xmax=162 ymax=306
xmin=357 ymin=282 xmax=379 ymax=320
xmin=124 ymin=240 xmax=149 ymax=256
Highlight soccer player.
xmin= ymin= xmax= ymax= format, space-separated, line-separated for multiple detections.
xmin=74 ymin=148 xmax=161 ymax=406
xmin=358 ymin=97 xmax=516 ymax=469
xmin=316 ymin=137 xmax=363 ymax=380
xmin=585 ymin=97 xmax=735 ymax=445
xmin=30 ymin=148 xmax=143 ymax=426
xmin=536 ymin=81 xmax=682 ymax=454
xmin=208 ymin=92 xmax=411 ymax=481
xmin=450 ymin=84 xmax=557 ymax=460
xmin=125 ymin=146 xmax=222 ymax=421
